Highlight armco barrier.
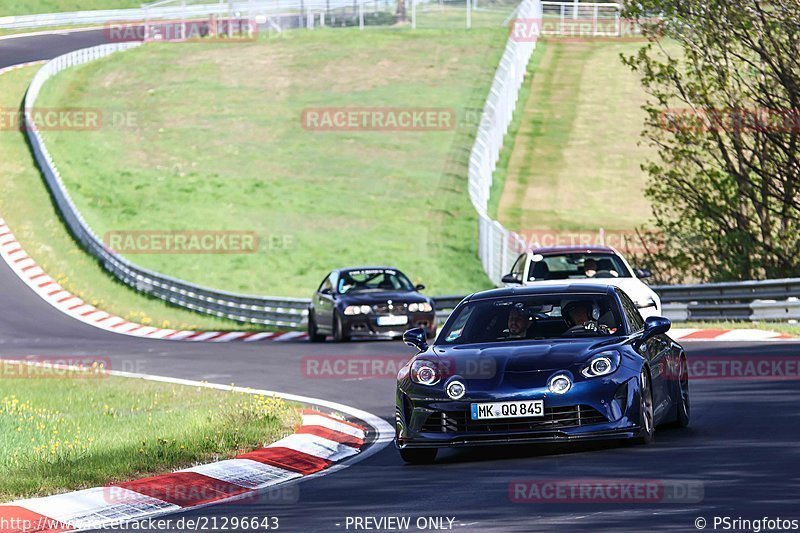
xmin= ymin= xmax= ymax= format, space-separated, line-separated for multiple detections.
xmin=438 ymin=279 xmax=800 ymax=323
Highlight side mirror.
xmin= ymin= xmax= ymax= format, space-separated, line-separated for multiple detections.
xmin=415 ymin=284 xmax=426 ymax=291
xmin=634 ymin=268 xmax=652 ymax=279
xmin=641 ymin=316 xmax=671 ymax=342
xmin=403 ymin=327 xmax=428 ymax=352
xmin=501 ymin=273 xmax=521 ymax=284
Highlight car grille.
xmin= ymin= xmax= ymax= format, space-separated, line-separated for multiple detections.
xmin=372 ymin=302 xmax=408 ymax=315
xmin=420 ymin=405 xmax=607 ymax=433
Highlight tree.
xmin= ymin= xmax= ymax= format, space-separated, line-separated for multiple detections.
xmin=622 ymin=0 xmax=800 ymax=281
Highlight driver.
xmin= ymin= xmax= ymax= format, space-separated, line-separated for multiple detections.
xmin=506 ymin=303 xmax=533 ymax=339
xmin=583 ymin=258 xmax=598 ymax=278
xmin=562 ymin=299 xmax=611 ymax=335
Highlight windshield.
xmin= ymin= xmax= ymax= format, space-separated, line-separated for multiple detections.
xmin=439 ymin=294 xmax=624 ymax=345
xmin=337 ymin=268 xmax=415 ymax=294
xmin=528 ymin=253 xmax=631 ymax=281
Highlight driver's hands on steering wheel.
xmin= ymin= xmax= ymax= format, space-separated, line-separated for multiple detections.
xmin=564 ymin=321 xmax=614 ymax=336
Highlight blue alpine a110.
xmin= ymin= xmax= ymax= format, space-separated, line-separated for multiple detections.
xmin=395 ymin=284 xmax=690 ymax=464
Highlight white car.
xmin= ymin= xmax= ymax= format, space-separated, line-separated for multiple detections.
xmin=502 ymin=245 xmax=662 ymax=318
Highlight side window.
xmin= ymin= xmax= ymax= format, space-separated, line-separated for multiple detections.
xmin=510 ymin=254 xmax=525 ymax=281
xmin=318 ymin=273 xmax=334 ymax=294
xmin=617 ymin=289 xmax=644 ymax=331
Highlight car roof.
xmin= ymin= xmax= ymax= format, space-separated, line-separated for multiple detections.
xmin=465 ymin=283 xmax=616 ymax=302
xmin=333 ymin=266 xmax=403 ymax=274
xmin=528 ymin=245 xmax=617 ymax=255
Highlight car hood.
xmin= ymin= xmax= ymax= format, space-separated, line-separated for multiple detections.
xmin=337 ymin=291 xmax=428 ymax=305
xmin=425 ymin=338 xmax=621 ymax=389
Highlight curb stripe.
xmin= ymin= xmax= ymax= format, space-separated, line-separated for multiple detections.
xmin=296 ymin=425 xmax=365 ymax=448
xmin=180 ymin=459 xmax=301 ymax=490
xmin=0 ymin=211 xmax=308 ymax=344
xmin=236 ymin=447 xmax=333 ymax=475
xmin=116 ymin=472 xmax=250 ymax=507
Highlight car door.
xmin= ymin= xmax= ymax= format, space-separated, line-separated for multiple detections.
xmin=313 ymin=273 xmax=337 ymax=332
xmin=618 ymin=289 xmax=671 ymax=421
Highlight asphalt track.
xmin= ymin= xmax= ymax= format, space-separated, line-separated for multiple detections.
xmin=1 ymin=28 xmax=799 ymax=533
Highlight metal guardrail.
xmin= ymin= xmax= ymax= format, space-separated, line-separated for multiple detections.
xmin=439 ymin=280 xmax=800 ymax=323
xmin=655 ymin=278 xmax=800 ymax=322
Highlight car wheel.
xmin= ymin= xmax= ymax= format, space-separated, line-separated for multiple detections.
xmin=636 ymin=368 xmax=655 ymax=444
xmin=674 ymin=355 xmax=690 ymax=427
xmin=399 ymin=447 xmax=437 ymax=464
xmin=333 ymin=313 xmax=350 ymax=343
xmin=307 ymin=311 xmax=326 ymax=343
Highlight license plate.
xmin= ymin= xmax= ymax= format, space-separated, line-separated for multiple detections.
xmin=471 ymin=400 xmax=544 ymax=420
xmin=377 ymin=315 xmax=408 ymax=326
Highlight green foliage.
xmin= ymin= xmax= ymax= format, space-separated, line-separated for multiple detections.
xmin=622 ymin=0 xmax=800 ymax=281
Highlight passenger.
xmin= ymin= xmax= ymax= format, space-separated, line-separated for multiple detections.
xmin=506 ymin=303 xmax=533 ymax=339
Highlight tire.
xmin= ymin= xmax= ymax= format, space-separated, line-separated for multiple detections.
xmin=674 ymin=355 xmax=690 ymax=428
xmin=307 ymin=311 xmax=326 ymax=343
xmin=399 ymin=447 xmax=437 ymax=464
xmin=333 ymin=313 xmax=350 ymax=343
xmin=636 ymin=368 xmax=655 ymax=445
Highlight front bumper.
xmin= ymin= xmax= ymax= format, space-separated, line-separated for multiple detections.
xmin=396 ymin=376 xmax=641 ymax=449
xmin=343 ymin=312 xmax=436 ymax=338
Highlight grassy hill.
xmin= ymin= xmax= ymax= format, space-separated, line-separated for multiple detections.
xmin=33 ymin=24 xmax=508 ymax=300
xmin=494 ymin=40 xmax=655 ymax=237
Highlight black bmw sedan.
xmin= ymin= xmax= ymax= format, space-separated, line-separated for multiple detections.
xmin=308 ymin=267 xmax=437 ymax=342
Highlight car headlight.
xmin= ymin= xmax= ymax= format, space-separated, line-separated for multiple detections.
xmin=446 ymin=380 xmax=466 ymax=399
xmin=411 ymin=359 xmax=440 ymax=385
xmin=581 ymin=350 xmax=621 ymax=378
xmin=548 ymin=374 xmax=572 ymax=394
xmin=408 ymin=302 xmax=433 ymax=313
xmin=344 ymin=305 xmax=372 ymax=315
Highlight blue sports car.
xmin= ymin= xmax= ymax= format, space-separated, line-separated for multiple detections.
xmin=395 ymin=284 xmax=690 ymax=464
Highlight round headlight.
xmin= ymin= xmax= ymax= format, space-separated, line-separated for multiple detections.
xmin=591 ymin=357 xmax=612 ymax=375
xmin=446 ymin=380 xmax=466 ymax=400
xmin=417 ymin=366 xmax=436 ymax=384
xmin=548 ymin=374 xmax=572 ymax=395
xmin=360 ymin=305 xmax=371 ymax=314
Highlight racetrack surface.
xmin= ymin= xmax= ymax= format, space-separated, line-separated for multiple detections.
xmin=1 ymin=29 xmax=799 ymax=532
